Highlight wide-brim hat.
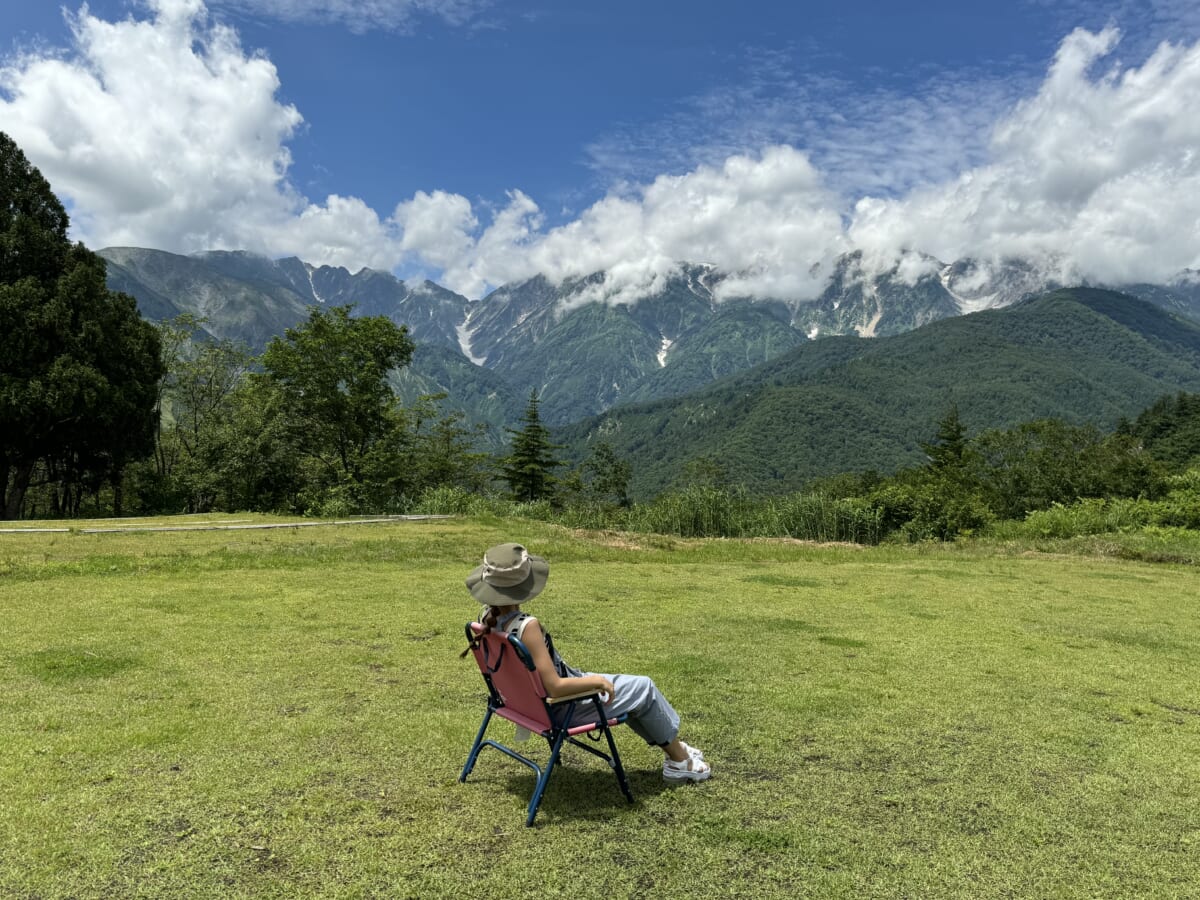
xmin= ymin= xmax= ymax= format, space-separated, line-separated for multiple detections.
xmin=466 ymin=543 xmax=549 ymax=606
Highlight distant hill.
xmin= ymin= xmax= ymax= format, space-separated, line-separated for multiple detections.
xmin=558 ymin=289 xmax=1200 ymax=498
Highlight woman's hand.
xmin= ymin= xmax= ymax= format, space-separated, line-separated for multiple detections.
xmin=598 ymin=677 xmax=616 ymax=702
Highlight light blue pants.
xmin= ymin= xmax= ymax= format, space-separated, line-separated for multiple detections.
xmin=569 ymin=673 xmax=681 ymax=746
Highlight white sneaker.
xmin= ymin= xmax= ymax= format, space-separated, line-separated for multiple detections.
xmin=663 ymin=755 xmax=711 ymax=783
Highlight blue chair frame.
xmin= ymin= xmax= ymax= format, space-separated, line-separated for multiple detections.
xmin=459 ymin=623 xmax=635 ymax=826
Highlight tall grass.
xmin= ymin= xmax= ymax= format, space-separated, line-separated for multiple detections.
xmin=414 ymin=464 xmax=1200 ymax=547
xmin=413 ymin=485 xmax=885 ymax=543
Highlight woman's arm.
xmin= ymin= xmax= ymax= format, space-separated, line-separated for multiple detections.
xmin=521 ymin=618 xmax=615 ymax=700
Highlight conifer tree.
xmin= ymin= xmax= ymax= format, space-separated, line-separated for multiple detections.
xmin=500 ymin=391 xmax=563 ymax=502
xmin=921 ymin=406 xmax=969 ymax=472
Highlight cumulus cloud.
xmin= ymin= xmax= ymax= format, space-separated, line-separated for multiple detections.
xmin=849 ymin=26 xmax=1200 ymax=284
xmin=3 ymin=2 xmax=1199 ymax=305
xmin=211 ymin=0 xmax=490 ymax=34
xmin=0 ymin=0 xmax=400 ymax=269
xmin=404 ymin=26 xmax=1200 ymax=299
xmin=394 ymin=146 xmax=847 ymax=303
xmin=393 ymin=190 xmax=479 ymax=269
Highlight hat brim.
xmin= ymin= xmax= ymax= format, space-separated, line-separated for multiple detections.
xmin=465 ymin=555 xmax=549 ymax=605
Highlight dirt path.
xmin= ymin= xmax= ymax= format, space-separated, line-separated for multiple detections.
xmin=0 ymin=515 xmax=452 ymax=535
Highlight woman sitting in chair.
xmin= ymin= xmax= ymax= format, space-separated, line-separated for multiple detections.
xmin=464 ymin=542 xmax=711 ymax=783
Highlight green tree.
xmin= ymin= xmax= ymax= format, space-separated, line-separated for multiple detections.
xmin=401 ymin=393 xmax=491 ymax=497
xmin=214 ymin=376 xmax=303 ymax=513
xmin=259 ymin=305 xmax=414 ymax=510
xmin=0 ymin=134 xmax=163 ymax=518
xmin=867 ymin=407 xmax=992 ymax=541
xmin=921 ymin=406 xmax=969 ymax=472
xmin=974 ymin=419 xmax=1163 ymax=519
xmin=1 ymin=132 xmax=68 ymax=287
xmin=1124 ymin=392 xmax=1200 ymax=470
xmin=579 ymin=441 xmax=632 ymax=507
xmin=500 ymin=391 xmax=564 ymax=502
xmin=148 ymin=317 xmax=257 ymax=512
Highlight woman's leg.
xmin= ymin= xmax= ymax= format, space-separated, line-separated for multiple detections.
xmin=572 ymin=673 xmax=680 ymax=745
xmin=574 ymin=673 xmax=711 ymax=782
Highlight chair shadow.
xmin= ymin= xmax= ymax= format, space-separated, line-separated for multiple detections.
xmin=483 ymin=755 xmax=675 ymax=826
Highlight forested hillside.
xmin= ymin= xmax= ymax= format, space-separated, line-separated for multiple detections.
xmin=560 ymin=289 xmax=1200 ymax=498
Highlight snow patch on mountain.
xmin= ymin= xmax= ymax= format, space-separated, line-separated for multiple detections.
xmin=939 ymin=264 xmax=996 ymax=313
xmin=306 ymin=264 xmax=325 ymax=304
xmin=657 ymin=336 xmax=673 ymax=367
xmin=456 ymin=317 xmax=487 ymax=366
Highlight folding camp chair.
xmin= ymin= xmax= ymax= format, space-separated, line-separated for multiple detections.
xmin=459 ymin=623 xmax=635 ymax=826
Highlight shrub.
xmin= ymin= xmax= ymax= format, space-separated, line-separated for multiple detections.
xmin=1018 ymin=498 xmax=1155 ymax=539
xmin=868 ymin=479 xmax=992 ymax=542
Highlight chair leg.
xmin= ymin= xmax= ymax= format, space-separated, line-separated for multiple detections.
xmin=525 ymin=727 xmax=569 ymax=827
xmin=588 ymin=697 xmax=634 ymax=803
xmin=602 ymin=723 xmax=634 ymax=803
xmin=460 ymin=706 xmax=495 ymax=782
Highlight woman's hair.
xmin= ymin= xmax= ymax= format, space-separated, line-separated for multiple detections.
xmin=459 ymin=605 xmax=500 ymax=658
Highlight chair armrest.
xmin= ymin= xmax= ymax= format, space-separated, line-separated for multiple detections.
xmin=546 ymin=688 xmax=604 ymax=705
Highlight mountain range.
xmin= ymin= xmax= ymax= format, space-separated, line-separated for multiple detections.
xmin=99 ymin=247 xmax=1200 ymax=435
xmin=560 ymin=288 xmax=1200 ymax=497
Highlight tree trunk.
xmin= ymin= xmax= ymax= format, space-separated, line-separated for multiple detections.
xmin=112 ymin=468 xmax=124 ymax=517
xmin=2 ymin=461 xmax=34 ymax=520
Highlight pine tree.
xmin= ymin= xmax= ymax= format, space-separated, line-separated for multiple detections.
xmin=500 ymin=391 xmax=563 ymax=502
xmin=921 ymin=406 xmax=969 ymax=472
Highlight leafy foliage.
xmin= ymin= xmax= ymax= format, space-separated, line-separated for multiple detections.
xmin=1 ymin=133 xmax=163 ymax=518
xmin=0 ymin=132 xmax=68 ymax=287
xmin=1121 ymin=391 xmax=1200 ymax=469
xmin=258 ymin=305 xmax=414 ymax=507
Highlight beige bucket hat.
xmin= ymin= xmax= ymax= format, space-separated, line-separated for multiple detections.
xmin=465 ymin=543 xmax=550 ymax=606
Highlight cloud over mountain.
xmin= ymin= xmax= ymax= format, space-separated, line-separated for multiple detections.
xmin=2 ymin=2 xmax=1199 ymax=301
xmin=850 ymin=26 xmax=1200 ymax=285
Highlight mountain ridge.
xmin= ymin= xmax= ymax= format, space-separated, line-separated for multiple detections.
xmin=99 ymin=246 xmax=1200 ymax=434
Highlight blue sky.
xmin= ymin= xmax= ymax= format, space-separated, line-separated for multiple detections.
xmin=3 ymin=0 xmax=1200 ymax=301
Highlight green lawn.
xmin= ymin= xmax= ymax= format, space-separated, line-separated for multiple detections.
xmin=2 ymin=517 xmax=1198 ymax=898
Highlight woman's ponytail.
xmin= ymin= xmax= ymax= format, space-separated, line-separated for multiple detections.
xmin=459 ymin=605 xmax=499 ymax=658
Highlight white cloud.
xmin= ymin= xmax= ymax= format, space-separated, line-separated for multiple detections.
xmin=0 ymin=0 xmax=400 ymax=269
xmin=3 ymin=3 xmax=1199 ymax=306
xmin=393 ymin=190 xmax=479 ymax=272
xmin=584 ymin=46 xmax=1031 ymax=208
xmin=402 ymin=146 xmax=848 ymax=303
xmin=415 ymin=26 xmax=1200 ymax=298
xmin=210 ymin=0 xmax=490 ymax=34
xmin=848 ymin=26 xmax=1200 ymax=284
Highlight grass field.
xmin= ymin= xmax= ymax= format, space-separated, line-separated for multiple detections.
xmin=2 ymin=515 xmax=1199 ymax=898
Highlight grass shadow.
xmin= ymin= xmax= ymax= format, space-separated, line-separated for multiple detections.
xmin=16 ymin=647 xmax=142 ymax=684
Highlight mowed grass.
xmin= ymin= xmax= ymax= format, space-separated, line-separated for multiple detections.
xmin=2 ymin=517 xmax=1199 ymax=898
